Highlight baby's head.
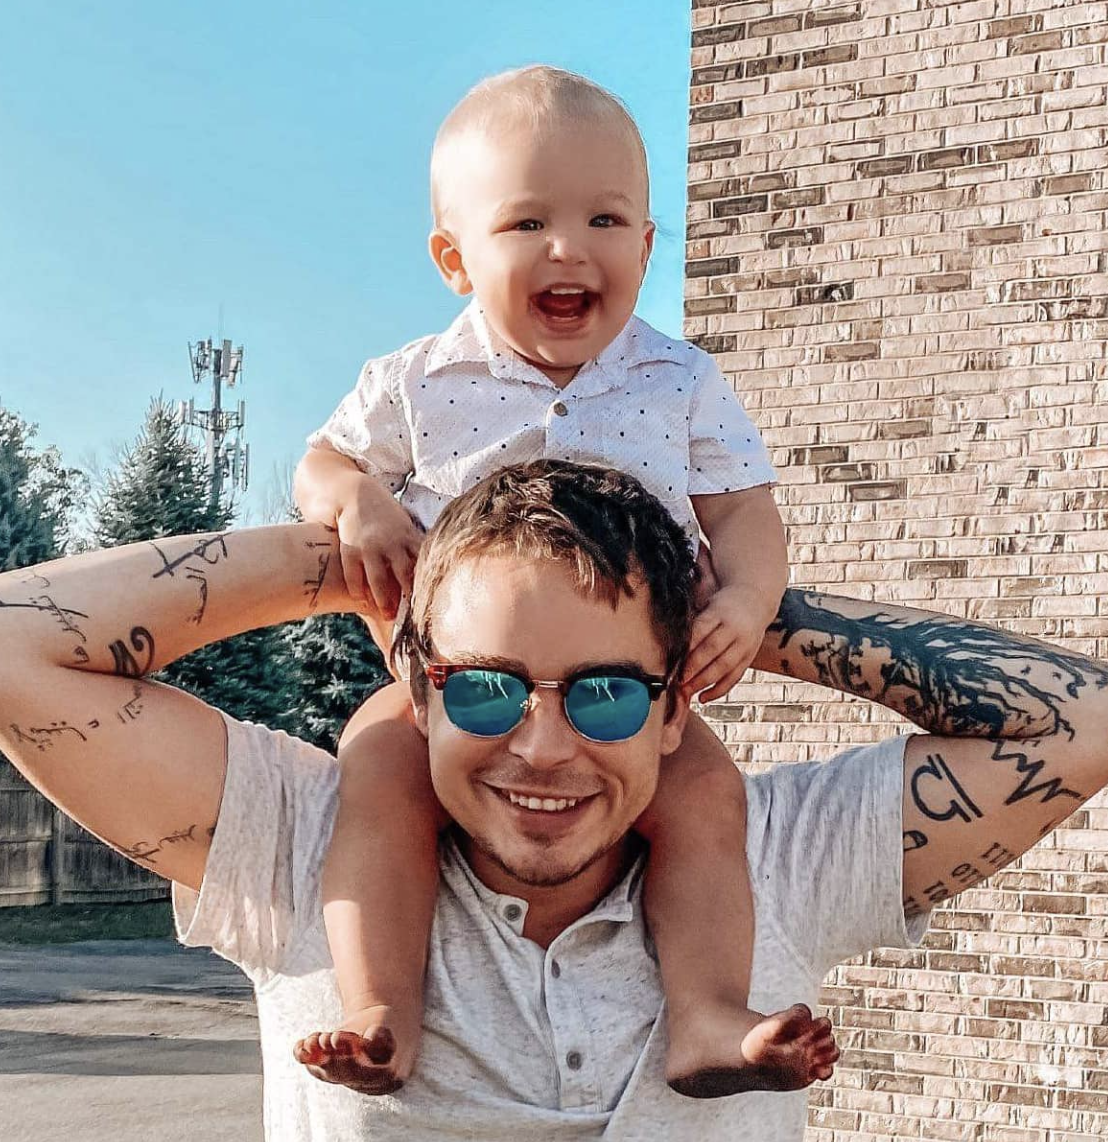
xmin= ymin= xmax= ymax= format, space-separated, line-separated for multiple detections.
xmin=428 ymin=66 xmax=655 ymax=385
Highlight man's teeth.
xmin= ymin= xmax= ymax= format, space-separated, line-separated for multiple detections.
xmin=505 ymin=790 xmax=580 ymax=812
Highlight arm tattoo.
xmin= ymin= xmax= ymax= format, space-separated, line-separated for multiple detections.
xmin=910 ymin=752 xmax=984 ymax=824
xmin=303 ymin=541 xmax=332 ymax=610
xmin=769 ymin=590 xmax=1108 ymax=740
xmin=150 ymin=534 xmax=229 ymax=625
xmin=108 ymin=626 xmax=156 ymax=677
xmin=119 ymin=823 xmax=205 ymax=868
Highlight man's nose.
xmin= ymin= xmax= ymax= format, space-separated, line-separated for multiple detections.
xmin=508 ymin=690 xmax=579 ymax=770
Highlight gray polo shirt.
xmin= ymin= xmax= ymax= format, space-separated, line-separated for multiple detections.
xmin=175 ymin=715 xmax=927 ymax=1141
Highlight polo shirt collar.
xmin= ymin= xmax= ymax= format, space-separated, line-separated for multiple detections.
xmin=442 ymin=833 xmax=643 ymax=933
xmin=424 ymin=302 xmax=689 ymax=386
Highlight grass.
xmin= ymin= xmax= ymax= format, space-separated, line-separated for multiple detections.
xmin=0 ymin=900 xmax=175 ymax=945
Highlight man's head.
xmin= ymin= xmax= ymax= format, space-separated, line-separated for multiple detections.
xmin=427 ymin=66 xmax=655 ymax=385
xmin=396 ymin=460 xmax=695 ymax=897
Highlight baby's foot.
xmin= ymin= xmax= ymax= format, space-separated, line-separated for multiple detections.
xmin=667 ymin=1001 xmax=839 ymax=1099
xmin=293 ymin=1004 xmax=419 ymax=1096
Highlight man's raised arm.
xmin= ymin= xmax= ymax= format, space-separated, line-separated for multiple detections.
xmin=0 ymin=525 xmax=351 ymax=890
xmin=752 ymin=589 xmax=1108 ymax=915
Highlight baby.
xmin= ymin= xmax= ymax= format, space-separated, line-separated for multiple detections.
xmin=292 ymin=65 xmax=837 ymax=1098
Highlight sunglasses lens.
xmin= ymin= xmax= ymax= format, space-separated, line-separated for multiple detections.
xmin=565 ymin=676 xmax=652 ymax=742
xmin=442 ymin=670 xmax=529 ymax=736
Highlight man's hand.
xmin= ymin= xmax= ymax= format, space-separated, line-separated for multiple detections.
xmin=682 ymin=584 xmax=774 ymax=704
xmin=335 ymin=479 xmax=424 ymax=622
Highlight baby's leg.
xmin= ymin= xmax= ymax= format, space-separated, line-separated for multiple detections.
xmin=294 ymin=681 xmax=447 ymax=1095
xmin=638 ymin=714 xmax=839 ymax=1097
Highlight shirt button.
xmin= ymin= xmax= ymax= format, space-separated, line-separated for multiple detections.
xmin=503 ymin=903 xmax=523 ymax=923
xmin=552 ymin=401 xmax=568 ymax=417
xmin=551 ymin=960 xmax=561 ymax=978
xmin=566 ymin=1050 xmax=583 ymax=1070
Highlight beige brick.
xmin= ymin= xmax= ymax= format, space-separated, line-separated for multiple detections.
xmin=687 ymin=5 xmax=1108 ymax=1137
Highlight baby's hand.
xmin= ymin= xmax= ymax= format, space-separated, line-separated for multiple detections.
xmin=681 ymin=585 xmax=771 ymax=704
xmin=335 ymin=478 xmax=424 ymax=621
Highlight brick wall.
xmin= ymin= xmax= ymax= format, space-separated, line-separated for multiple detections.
xmin=685 ymin=1 xmax=1108 ymax=1137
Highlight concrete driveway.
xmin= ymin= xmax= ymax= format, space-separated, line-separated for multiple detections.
xmin=0 ymin=938 xmax=262 ymax=1142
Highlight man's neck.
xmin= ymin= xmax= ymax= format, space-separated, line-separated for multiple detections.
xmin=456 ymin=831 xmax=643 ymax=949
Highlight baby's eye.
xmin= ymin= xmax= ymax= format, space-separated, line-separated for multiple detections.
xmin=590 ymin=214 xmax=623 ymax=228
xmin=512 ymin=219 xmax=543 ymax=232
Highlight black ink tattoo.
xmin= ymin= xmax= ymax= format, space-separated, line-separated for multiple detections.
xmin=8 ymin=720 xmax=89 ymax=752
xmin=150 ymin=534 xmax=229 ymax=625
xmin=951 ymin=862 xmax=981 ymax=889
xmin=990 ymin=739 xmax=1084 ymax=808
xmin=116 ymin=682 xmax=146 ymax=724
xmin=769 ymin=591 xmax=1108 ymax=740
xmin=910 ymin=752 xmax=984 ymax=824
xmin=0 ymin=594 xmax=89 ymax=623
xmin=923 ymin=880 xmax=949 ymax=905
xmin=30 ymin=593 xmax=88 ymax=644
xmin=108 ymin=626 xmax=156 ymax=677
xmin=119 ymin=823 xmax=199 ymax=868
xmin=981 ymin=841 xmax=1015 ymax=868
xmin=303 ymin=541 xmax=332 ymax=610
xmin=17 ymin=572 xmax=51 ymax=588
xmin=903 ymin=829 xmax=929 ymax=852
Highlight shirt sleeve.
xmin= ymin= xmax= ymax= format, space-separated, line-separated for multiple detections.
xmin=687 ymin=354 xmax=776 ymax=495
xmin=744 ymin=736 xmax=931 ymax=978
xmin=172 ymin=714 xmax=338 ymax=984
xmin=306 ymin=356 xmax=414 ymax=495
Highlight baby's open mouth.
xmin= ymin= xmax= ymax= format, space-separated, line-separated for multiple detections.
xmin=532 ymin=288 xmax=597 ymax=321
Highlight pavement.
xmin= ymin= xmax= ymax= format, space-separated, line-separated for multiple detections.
xmin=0 ymin=938 xmax=263 ymax=1142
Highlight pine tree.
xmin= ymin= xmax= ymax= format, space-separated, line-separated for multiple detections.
xmin=281 ymin=612 xmax=390 ymax=752
xmin=93 ymin=398 xmax=294 ymax=729
xmin=0 ymin=406 xmax=81 ymax=569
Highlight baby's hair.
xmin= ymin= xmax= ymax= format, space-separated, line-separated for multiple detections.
xmin=430 ymin=65 xmax=650 ymax=227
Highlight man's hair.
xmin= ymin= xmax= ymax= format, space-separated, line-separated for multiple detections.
xmin=396 ymin=460 xmax=696 ymax=705
xmin=430 ymin=65 xmax=650 ymax=226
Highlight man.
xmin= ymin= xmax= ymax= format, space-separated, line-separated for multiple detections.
xmin=1 ymin=460 xmax=1105 ymax=1141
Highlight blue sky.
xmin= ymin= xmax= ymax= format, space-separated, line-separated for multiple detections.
xmin=1 ymin=2 xmax=691 ymax=521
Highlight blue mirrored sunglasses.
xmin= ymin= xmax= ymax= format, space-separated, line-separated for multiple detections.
xmin=423 ymin=662 xmax=670 ymax=743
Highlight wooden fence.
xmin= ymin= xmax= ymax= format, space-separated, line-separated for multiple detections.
xmin=0 ymin=755 xmax=166 ymax=907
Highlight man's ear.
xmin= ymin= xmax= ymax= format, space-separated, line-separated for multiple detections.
xmin=429 ymin=229 xmax=473 ymax=296
xmin=659 ymin=684 xmax=690 ymax=756
xmin=639 ymin=220 xmax=656 ymax=282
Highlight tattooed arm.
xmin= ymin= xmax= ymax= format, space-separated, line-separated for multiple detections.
xmin=751 ymin=589 xmax=1108 ymax=914
xmin=0 ymin=525 xmax=351 ymax=890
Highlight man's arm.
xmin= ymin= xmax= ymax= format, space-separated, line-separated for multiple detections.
xmin=0 ymin=525 xmax=351 ymax=891
xmin=752 ymin=590 xmax=1108 ymax=915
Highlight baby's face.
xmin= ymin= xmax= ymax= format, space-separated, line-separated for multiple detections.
xmin=432 ymin=118 xmax=654 ymax=385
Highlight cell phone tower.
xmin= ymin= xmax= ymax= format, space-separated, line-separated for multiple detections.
xmin=179 ymin=337 xmax=249 ymax=511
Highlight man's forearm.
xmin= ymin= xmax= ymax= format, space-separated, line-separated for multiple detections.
xmin=753 ymin=589 xmax=1108 ymax=741
xmin=0 ymin=524 xmax=352 ymax=681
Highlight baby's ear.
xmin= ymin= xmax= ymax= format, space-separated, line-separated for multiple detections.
xmin=429 ymin=229 xmax=472 ymax=296
xmin=639 ymin=220 xmax=656 ymax=281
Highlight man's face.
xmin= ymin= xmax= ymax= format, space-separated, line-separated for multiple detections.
xmin=416 ymin=553 xmax=686 ymax=898
xmin=430 ymin=117 xmax=655 ymax=386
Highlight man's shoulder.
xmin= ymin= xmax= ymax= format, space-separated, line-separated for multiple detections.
xmin=743 ymin=737 xmax=909 ymax=842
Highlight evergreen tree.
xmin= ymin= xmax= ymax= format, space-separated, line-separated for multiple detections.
xmin=93 ymin=398 xmax=293 ymax=729
xmin=0 ymin=406 xmax=81 ymax=569
xmin=281 ymin=612 xmax=390 ymax=752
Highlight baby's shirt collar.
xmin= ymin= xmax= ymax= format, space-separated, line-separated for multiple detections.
xmin=423 ymin=301 xmax=690 ymax=387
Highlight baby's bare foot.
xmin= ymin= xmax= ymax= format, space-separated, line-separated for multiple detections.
xmin=293 ymin=1004 xmax=419 ymax=1096
xmin=667 ymin=1001 xmax=839 ymax=1099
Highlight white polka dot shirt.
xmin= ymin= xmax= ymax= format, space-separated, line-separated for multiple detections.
xmin=308 ymin=302 xmax=776 ymax=548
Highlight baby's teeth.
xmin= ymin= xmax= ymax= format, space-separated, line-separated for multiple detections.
xmin=549 ymin=287 xmax=584 ymax=295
